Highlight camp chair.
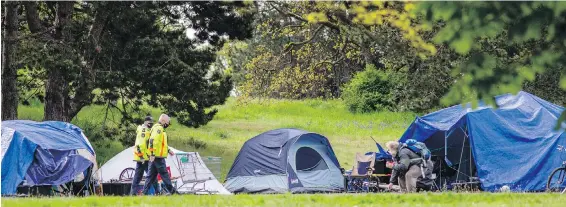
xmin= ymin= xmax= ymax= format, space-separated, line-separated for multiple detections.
xmin=173 ymin=152 xmax=217 ymax=194
xmin=345 ymin=152 xmax=378 ymax=192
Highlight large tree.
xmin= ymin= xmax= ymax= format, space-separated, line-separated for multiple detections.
xmin=16 ymin=1 xmax=252 ymax=126
xmin=228 ymin=1 xmax=436 ymax=100
xmin=1 ymin=2 xmax=20 ymax=120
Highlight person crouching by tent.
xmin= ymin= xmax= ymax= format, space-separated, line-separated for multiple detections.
xmin=130 ymin=116 xmax=159 ymax=195
xmin=385 ymin=141 xmax=423 ymax=192
xmin=142 ymin=114 xmax=178 ymax=195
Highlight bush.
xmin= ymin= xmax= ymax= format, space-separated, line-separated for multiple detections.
xmin=342 ymin=64 xmax=404 ymax=113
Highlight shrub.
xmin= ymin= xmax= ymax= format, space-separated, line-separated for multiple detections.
xmin=342 ymin=64 xmax=403 ymax=113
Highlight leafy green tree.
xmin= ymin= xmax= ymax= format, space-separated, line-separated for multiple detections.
xmin=232 ymin=1 xmax=438 ymax=100
xmin=416 ymin=1 xmax=566 ymax=126
xmin=16 ymin=1 xmax=252 ymax=129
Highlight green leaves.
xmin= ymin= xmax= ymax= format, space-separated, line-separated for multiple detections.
xmin=560 ymin=75 xmax=566 ymax=90
xmin=305 ymin=12 xmax=328 ymax=23
xmin=450 ymin=31 xmax=473 ymax=54
xmin=417 ymin=1 xmax=566 ymax=129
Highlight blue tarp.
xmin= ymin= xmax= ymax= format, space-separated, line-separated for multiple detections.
xmin=225 ymin=128 xmax=344 ymax=193
xmin=1 ymin=120 xmax=95 ymax=195
xmin=398 ymin=91 xmax=566 ymax=192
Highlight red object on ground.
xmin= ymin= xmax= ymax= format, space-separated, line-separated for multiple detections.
xmin=157 ymin=166 xmax=172 ymax=181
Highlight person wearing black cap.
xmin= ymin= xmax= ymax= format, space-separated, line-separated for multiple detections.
xmin=129 ymin=116 xmax=158 ymax=195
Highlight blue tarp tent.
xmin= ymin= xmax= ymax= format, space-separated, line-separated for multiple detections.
xmin=225 ymin=128 xmax=344 ymax=193
xmin=1 ymin=120 xmax=97 ymax=195
xmin=398 ymin=91 xmax=565 ymax=192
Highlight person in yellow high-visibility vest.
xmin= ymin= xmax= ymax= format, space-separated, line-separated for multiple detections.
xmin=129 ymin=116 xmax=159 ymax=195
xmin=142 ymin=114 xmax=177 ymax=195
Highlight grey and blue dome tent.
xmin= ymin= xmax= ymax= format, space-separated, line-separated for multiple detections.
xmin=1 ymin=120 xmax=97 ymax=195
xmin=398 ymin=91 xmax=565 ymax=192
xmin=225 ymin=128 xmax=344 ymax=193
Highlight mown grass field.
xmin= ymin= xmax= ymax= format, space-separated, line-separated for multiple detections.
xmin=3 ymin=193 xmax=566 ymax=207
xmin=10 ymin=99 xmax=566 ymax=206
xmin=18 ymin=98 xmax=417 ymax=180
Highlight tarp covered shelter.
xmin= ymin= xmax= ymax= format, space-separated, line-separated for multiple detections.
xmin=1 ymin=120 xmax=97 ymax=195
xmin=97 ymin=146 xmax=231 ymax=195
xmin=398 ymin=91 xmax=565 ymax=192
xmin=225 ymin=128 xmax=344 ymax=193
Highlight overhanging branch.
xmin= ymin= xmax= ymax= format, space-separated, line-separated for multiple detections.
xmin=284 ymin=25 xmax=324 ymax=52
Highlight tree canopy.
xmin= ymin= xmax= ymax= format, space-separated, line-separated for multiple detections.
xmin=4 ymin=1 xmax=252 ymax=126
xmin=4 ymin=0 xmax=566 ymax=131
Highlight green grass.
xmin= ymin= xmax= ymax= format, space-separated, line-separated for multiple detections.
xmin=18 ymin=98 xmax=417 ymax=180
xmin=3 ymin=193 xmax=565 ymax=207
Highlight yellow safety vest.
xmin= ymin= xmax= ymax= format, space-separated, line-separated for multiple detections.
xmin=133 ymin=125 xmax=151 ymax=161
xmin=148 ymin=123 xmax=169 ymax=158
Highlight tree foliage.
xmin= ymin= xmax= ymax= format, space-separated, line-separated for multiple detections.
xmin=3 ymin=1 xmax=253 ymax=146
xmin=416 ymin=1 xmax=566 ymax=126
xmin=12 ymin=1 xmax=252 ymax=128
xmin=224 ymin=1 xmax=444 ymax=103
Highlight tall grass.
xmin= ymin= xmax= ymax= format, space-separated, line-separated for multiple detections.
xmin=17 ymin=98 xmax=417 ymax=180
xmin=3 ymin=193 xmax=566 ymax=207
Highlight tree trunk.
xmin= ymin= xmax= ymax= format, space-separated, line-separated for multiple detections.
xmin=1 ymin=2 xmax=20 ymax=120
xmin=44 ymin=2 xmax=74 ymax=121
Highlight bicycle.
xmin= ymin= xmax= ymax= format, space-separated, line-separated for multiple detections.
xmin=546 ymin=145 xmax=566 ymax=193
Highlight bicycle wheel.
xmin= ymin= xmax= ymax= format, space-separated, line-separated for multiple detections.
xmin=547 ymin=167 xmax=566 ymax=192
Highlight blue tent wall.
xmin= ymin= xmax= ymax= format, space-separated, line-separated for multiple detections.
xmin=1 ymin=120 xmax=95 ymax=195
xmin=398 ymin=91 xmax=566 ymax=192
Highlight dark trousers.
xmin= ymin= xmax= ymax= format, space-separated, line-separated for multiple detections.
xmin=129 ymin=161 xmax=159 ymax=195
xmin=142 ymin=158 xmax=176 ymax=195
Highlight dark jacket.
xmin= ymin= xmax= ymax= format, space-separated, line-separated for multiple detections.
xmin=390 ymin=145 xmax=422 ymax=183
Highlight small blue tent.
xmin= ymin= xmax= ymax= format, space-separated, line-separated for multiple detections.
xmin=225 ymin=128 xmax=344 ymax=193
xmin=398 ymin=91 xmax=565 ymax=192
xmin=1 ymin=120 xmax=97 ymax=195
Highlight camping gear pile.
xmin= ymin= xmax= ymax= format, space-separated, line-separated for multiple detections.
xmin=344 ymin=142 xmax=392 ymax=192
xmin=1 ymin=120 xmax=98 ymax=196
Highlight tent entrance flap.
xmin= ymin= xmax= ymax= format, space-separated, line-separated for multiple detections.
xmin=296 ymin=147 xmax=328 ymax=171
xmin=443 ymin=125 xmax=477 ymax=186
xmin=422 ymin=124 xmax=477 ymax=190
xmin=289 ymin=134 xmax=343 ymax=191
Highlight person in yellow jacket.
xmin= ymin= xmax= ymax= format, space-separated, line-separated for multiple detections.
xmin=142 ymin=114 xmax=177 ymax=195
xmin=129 ymin=116 xmax=158 ymax=195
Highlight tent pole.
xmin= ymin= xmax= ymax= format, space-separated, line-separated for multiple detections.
xmin=456 ymin=127 xmax=466 ymax=183
xmin=443 ymin=130 xmax=448 ymax=189
xmin=469 ymin=132 xmax=472 ymax=182
xmin=462 ymin=125 xmax=472 ymax=182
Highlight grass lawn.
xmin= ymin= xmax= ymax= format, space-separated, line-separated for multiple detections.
xmin=3 ymin=193 xmax=565 ymax=207
xmin=18 ymin=98 xmax=417 ymax=180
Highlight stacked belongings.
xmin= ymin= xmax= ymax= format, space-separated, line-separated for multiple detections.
xmin=346 ymin=152 xmax=375 ymax=192
xmin=345 ymin=142 xmax=393 ymax=192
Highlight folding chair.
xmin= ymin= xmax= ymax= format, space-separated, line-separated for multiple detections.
xmin=173 ymin=152 xmax=217 ymax=194
xmin=346 ymin=152 xmax=377 ymax=192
